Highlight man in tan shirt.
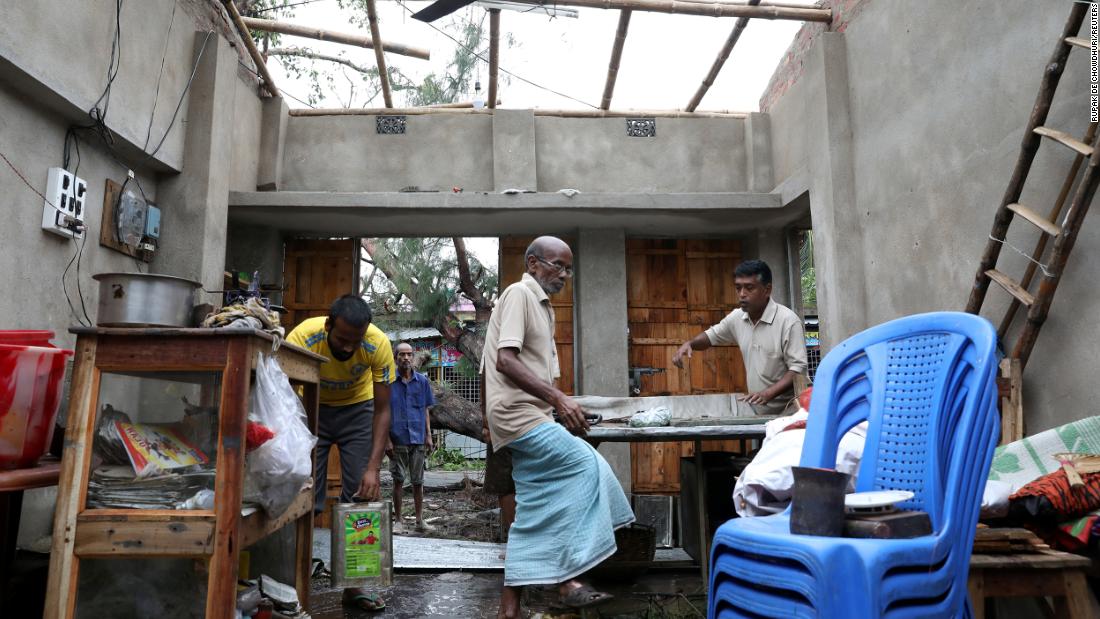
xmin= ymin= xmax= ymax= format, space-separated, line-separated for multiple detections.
xmin=673 ymin=259 xmax=808 ymax=414
xmin=484 ymin=236 xmax=633 ymax=618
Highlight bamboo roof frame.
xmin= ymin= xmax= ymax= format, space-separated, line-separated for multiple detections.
xmin=686 ymin=0 xmax=759 ymax=111
xmin=289 ymin=107 xmax=748 ymax=118
xmin=241 ymin=16 xmax=431 ymax=60
xmin=364 ymin=0 xmax=393 ymax=108
xmin=221 ymin=0 xmax=279 ymax=97
xmin=600 ymin=10 xmax=632 ymax=110
xmin=488 ymin=9 xmax=501 ymax=110
xmin=227 ymin=0 xmax=832 ymax=114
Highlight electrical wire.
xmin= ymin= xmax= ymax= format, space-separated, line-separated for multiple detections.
xmin=393 ymin=0 xmax=600 ymax=109
xmin=74 ymin=220 xmax=93 ymax=326
xmin=142 ymin=0 xmax=179 ymax=153
xmin=237 ymin=59 xmax=318 ymax=108
xmin=144 ymin=30 xmax=215 ymax=160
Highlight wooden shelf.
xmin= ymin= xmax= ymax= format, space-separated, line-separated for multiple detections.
xmin=241 ymin=487 xmax=313 ymax=548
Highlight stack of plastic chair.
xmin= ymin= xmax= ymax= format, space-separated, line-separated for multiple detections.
xmin=708 ymin=312 xmax=1000 ymax=619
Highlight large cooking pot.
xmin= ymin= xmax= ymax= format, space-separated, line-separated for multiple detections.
xmin=93 ymin=273 xmax=203 ymax=327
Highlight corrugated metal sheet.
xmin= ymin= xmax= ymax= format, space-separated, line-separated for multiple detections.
xmin=387 ymin=327 xmax=442 ymax=341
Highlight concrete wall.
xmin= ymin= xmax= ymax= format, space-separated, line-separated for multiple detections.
xmin=767 ymin=0 xmax=1098 ymax=432
xmin=0 ymin=1 xmax=267 ymax=549
xmin=282 ymin=114 xmax=496 ymax=192
xmin=535 ymin=117 xmax=747 ymax=193
xmin=279 ymin=113 xmax=762 ymax=195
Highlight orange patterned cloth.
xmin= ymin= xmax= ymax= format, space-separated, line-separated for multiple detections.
xmin=1010 ymin=469 xmax=1100 ymax=519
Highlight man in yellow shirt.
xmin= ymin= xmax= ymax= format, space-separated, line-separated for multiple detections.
xmin=286 ymin=294 xmax=395 ymax=612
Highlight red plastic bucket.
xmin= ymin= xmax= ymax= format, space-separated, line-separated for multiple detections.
xmin=0 ymin=335 xmax=72 ymax=469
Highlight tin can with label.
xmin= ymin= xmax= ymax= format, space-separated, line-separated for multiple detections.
xmin=330 ymin=501 xmax=393 ymax=587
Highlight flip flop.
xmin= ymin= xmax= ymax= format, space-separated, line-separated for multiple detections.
xmin=343 ymin=591 xmax=386 ymax=611
xmin=560 ymin=585 xmax=614 ymax=609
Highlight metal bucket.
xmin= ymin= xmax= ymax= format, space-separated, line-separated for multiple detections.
xmin=331 ymin=501 xmax=393 ymax=588
xmin=790 ymin=466 xmax=850 ymax=537
xmin=93 ymin=273 xmax=202 ymax=327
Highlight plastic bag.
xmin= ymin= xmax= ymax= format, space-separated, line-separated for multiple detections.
xmin=629 ymin=405 xmax=671 ymax=428
xmin=244 ymin=353 xmax=317 ymax=517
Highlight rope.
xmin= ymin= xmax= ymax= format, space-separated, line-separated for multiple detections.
xmin=987 ymin=234 xmax=1055 ymax=278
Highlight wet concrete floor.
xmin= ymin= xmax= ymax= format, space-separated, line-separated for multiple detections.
xmin=309 ymin=571 xmax=707 ymax=619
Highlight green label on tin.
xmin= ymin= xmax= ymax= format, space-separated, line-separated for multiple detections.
xmin=343 ymin=511 xmax=382 ymax=578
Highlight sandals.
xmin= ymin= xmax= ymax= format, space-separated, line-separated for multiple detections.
xmin=559 ymin=585 xmax=614 ymax=609
xmin=343 ymin=590 xmax=386 ymax=612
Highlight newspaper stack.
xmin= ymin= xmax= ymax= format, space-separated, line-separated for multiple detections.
xmin=86 ymin=465 xmax=216 ymax=510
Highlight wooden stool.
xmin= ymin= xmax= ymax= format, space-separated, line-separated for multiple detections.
xmin=969 ymin=549 xmax=1100 ymax=618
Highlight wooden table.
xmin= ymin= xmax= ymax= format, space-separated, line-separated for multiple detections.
xmin=0 ymin=457 xmax=62 ymax=590
xmin=44 ymin=328 xmax=325 ymax=619
xmin=587 ymin=419 xmax=772 ymax=582
xmin=969 ymin=549 xmax=1100 ymax=618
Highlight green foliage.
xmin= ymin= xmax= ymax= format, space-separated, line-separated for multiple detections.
xmin=362 ymin=238 xmax=497 ymax=329
xmin=242 ymin=1 xmax=510 ymax=107
xmin=799 ymin=230 xmax=817 ymax=310
xmin=428 ymin=447 xmax=485 ymax=471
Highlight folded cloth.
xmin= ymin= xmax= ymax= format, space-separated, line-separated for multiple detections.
xmin=202 ymin=297 xmax=284 ymax=336
xmin=503 ymin=422 xmax=634 ymax=586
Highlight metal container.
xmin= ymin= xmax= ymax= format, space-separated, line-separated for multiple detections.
xmin=93 ymin=272 xmax=202 ymax=327
xmin=633 ymin=495 xmax=676 ymax=548
xmin=331 ymin=501 xmax=393 ymax=588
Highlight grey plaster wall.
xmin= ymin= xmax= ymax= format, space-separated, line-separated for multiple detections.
xmin=281 ymin=114 xmax=495 ymax=192
xmin=768 ymin=1 xmax=1099 ymax=432
xmin=0 ymin=2 xmax=267 ymax=547
xmin=0 ymin=0 xmax=204 ymax=171
xmin=535 ymin=117 xmax=748 ymax=193
xmin=231 ymin=78 xmax=264 ymax=192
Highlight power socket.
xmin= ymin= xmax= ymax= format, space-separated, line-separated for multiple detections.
xmin=41 ymin=167 xmax=86 ymax=239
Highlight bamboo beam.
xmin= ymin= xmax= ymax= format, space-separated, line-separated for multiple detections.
xmin=241 ymin=16 xmax=431 ymax=61
xmin=221 ymin=1 xmax=279 ymax=97
xmin=288 ymin=107 xmax=748 ymax=118
xmin=500 ymin=0 xmax=831 ymax=21
xmin=686 ymin=0 xmax=758 ymax=111
xmin=601 ymin=10 xmax=632 ymax=110
xmin=364 ymin=0 xmax=393 ymax=108
xmin=488 ymin=9 xmax=500 ymax=110
xmin=428 ymin=100 xmax=502 ymax=108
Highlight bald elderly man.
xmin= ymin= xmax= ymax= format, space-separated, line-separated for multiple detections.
xmin=482 ymin=236 xmax=634 ymax=618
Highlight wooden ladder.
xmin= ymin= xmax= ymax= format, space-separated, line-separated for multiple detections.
xmin=966 ymin=2 xmax=1099 ymax=375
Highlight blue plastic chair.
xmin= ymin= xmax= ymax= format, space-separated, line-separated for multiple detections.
xmin=707 ymin=312 xmax=1000 ymax=619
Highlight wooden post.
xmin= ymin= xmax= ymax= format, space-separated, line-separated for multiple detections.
xmin=998 ymin=358 xmax=1023 ymax=445
xmin=499 ymin=0 xmax=831 ymax=21
xmin=205 ymin=339 xmax=250 ymax=619
xmin=488 ymin=9 xmax=500 ymax=109
xmin=241 ymin=16 xmax=431 ymax=60
xmin=685 ymin=0 xmax=758 ymax=112
xmin=601 ymin=10 xmax=632 ymax=110
xmin=43 ymin=338 xmax=98 ymax=619
xmin=221 ymin=0 xmax=280 ymax=97
xmin=364 ymin=0 xmax=393 ymax=108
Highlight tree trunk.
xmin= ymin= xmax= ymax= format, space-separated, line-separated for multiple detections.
xmin=429 ymin=382 xmax=483 ymax=440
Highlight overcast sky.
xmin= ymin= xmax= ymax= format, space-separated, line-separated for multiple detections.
xmin=263 ymin=0 xmax=813 ymax=111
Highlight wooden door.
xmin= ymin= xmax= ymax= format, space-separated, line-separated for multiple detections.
xmin=282 ymin=238 xmax=359 ymax=527
xmin=499 ymin=237 xmax=575 ymax=394
xmin=627 ymin=239 xmax=747 ymax=493
xmin=283 ymin=238 xmax=360 ymax=327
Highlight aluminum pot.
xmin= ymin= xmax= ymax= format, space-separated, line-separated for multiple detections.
xmin=93 ymin=273 xmax=203 ymax=327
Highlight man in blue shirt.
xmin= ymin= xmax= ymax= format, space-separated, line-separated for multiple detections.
xmin=387 ymin=342 xmax=435 ymax=532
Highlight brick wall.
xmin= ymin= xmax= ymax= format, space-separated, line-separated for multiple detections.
xmin=758 ymin=0 xmax=872 ymax=112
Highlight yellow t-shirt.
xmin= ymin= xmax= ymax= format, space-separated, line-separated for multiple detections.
xmin=286 ymin=316 xmax=396 ymax=407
